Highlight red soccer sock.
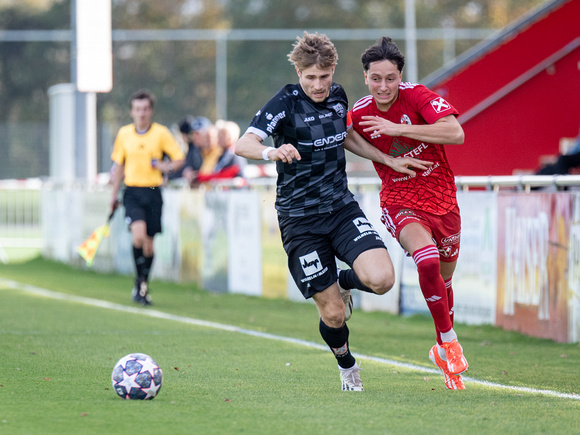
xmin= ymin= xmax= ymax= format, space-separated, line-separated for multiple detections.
xmin=444 ymin=277 xmax=454 ymax=326
xmin=412 ymin=246 xmax=452 ymax=344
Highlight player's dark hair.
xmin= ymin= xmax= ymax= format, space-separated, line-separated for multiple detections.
xmin=361 ymin=37 xmax=405 ymax=72
xmin=130 ymin=89 xmax=156 ymax=109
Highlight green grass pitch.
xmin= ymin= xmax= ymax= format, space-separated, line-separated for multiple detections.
xmin=0 ymin=257 xmax=578 ymax=434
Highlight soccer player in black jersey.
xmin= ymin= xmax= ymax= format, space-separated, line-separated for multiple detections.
xmin=235 ymin=32 xmax=425 ymax=391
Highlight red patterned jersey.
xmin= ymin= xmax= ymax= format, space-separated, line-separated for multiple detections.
xmin=350 ymin=83 xmax=459 ymax=215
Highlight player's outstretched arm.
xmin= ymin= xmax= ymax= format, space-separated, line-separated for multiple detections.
xmin=345 ymin=128 xmax=432 ymax=177
xmin=360 ymin=114 xmax=464 ymax=145
xmin=235 ymin=133 xmax=301 ymax=163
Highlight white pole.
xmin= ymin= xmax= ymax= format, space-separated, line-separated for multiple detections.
xmin=216 ymin=35 xmax=227 ymax=120
xmin=405 ymin=0 xmax=418 ymax=83
xmin=86 ymin=92 xmax=97 ymax=183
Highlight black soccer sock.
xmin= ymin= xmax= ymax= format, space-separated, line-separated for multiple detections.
xmin=142 ymin=255 xmax=154 ymax=282
xmin=319 ymin=319 xmax=356 ymax=369
xmin=133 ymin=246 xmax=145 ymax=279
xmin=339 ymin=268 xmax=376 ymax=294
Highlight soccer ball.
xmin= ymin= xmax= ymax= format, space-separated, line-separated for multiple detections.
xmin=111 ymin=353 xmax=163 ymax=400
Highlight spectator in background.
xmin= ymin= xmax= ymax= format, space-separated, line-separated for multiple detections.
xmin=109 ymin=89 xmax=185 ymax=305
xmin=196 ymin=120 xmax=245 ymax=183
xmin=171 ymin=116 xmax=210 ymax=186
xmin=172 ymin=116 xmax=203 ymax=180
xmin=196 ymin=121 xmax=222 ymax=178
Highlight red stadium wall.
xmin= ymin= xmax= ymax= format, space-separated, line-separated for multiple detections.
xmin=429 ymin=0 xmax=580 ymax=176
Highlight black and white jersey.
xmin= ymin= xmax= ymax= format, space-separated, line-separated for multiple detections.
xmin=246 ymin=82 xmax=355 ymax=217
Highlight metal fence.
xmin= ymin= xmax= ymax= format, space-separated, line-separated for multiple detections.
xmin=2 ymin=173 xmax=580 ymax=263
xmin=0 ymin=181 xmax=43 ymax=262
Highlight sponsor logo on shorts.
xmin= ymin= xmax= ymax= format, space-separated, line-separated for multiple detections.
xmin=353 ymin=217 xmax=374 ymax=233
xmin=441 ymin=232 xmax=460 ymax=245
xmin=438 ymin=246 xmax=458 ymax=258
xmin=395 ymin=209 xmax=416 ymax=219
xmin=300 ymin=251 xmax=322 ymax=276
xmin=352 ymin=217 xmax=381 ymax=242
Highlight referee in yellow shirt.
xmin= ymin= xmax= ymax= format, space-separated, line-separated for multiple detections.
xmin=110 ymin=89 xmax=185 ymax=305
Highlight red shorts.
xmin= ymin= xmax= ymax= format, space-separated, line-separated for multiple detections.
xmin=380 ymin=205 xmax=461 ymax=262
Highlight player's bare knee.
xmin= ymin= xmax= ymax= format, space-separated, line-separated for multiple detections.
xmin=322 ymin=308 xmax=346 ymax=328
xmin=366 ymin=272 xmax=395 ymax=295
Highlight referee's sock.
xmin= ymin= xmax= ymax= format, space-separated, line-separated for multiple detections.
xmin=339 ymin=268 xmax=376 ymax=294
xmin=143 ymin=254 xmax=154 ymax=283
xmin=133 ymin=246 xmax=145 ymax=279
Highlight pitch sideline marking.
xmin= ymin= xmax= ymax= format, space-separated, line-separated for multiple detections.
xmin=2 ymin=277 xmax=578 ymax=401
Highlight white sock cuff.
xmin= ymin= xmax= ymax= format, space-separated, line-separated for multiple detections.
xmin=440 ymin=328 xmax=457 ymax=343
xmin=437 ymin=343 xmax=447 ymax=361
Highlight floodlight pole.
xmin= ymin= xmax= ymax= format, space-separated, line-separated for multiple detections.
xmin=70 ymin=0 xmax=98 ymax=185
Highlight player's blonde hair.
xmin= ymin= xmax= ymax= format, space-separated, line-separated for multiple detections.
xmin=287 ymin=32 xmax=338 ymax=71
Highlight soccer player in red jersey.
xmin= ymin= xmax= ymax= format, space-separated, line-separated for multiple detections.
xmin=347 ymin=37 xmax=468 ymax=390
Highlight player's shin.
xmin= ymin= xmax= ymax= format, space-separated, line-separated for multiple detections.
xmin=319 ymin=319 xmax=356 ymax=369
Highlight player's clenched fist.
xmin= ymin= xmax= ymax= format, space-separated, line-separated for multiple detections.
xmin=270 ymin=144 xmax=301 ymax=163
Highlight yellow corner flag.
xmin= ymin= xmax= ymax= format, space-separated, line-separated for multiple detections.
xmin=77 ymin=223 xmax=110 ymax=267
xmin=77 ymin=207 xmax=117 ymax=267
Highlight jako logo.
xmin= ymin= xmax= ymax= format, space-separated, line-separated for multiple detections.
xmin=353 ymin=217 xmax=373 ymax=233
xmin=300 ymin=251 xmax=323 ymax=276
xmin=313 ymin=131 xmax=347 ymax=147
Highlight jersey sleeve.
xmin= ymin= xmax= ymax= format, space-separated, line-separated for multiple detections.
xmin=245 ymin=88 xmax=289 ymax=141
xmin=414 ymin=85 xmax=459 ymax=124
xmin=110 ymin=126 xmax=127 ymax=165
xmin=160 ymin=126 xmax=186 ymax=161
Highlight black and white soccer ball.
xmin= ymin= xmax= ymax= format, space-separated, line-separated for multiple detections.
xmin=111 ymin=353 xmax=163 ymax=400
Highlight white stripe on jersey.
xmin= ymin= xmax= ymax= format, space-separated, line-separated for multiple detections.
xmin=352 ymin=83 xmax=419 ymax=113
xmin=352 ymin=95 xmax=374 ymax=112
xmin=399 ymin=82 xmax=419 ymax=90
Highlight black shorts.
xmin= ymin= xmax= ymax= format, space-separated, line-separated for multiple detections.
xmin=123 ymin=186 xmax=163 ymax=237
xmin=278 ymin=201 xmax=387 ymax=299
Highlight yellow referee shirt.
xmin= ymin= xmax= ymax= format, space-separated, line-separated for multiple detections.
xmin=111 ymin=123 xmax=185 ymax=187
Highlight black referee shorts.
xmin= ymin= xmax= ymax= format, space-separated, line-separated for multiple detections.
xmin=278 ymin=201 xmax=387 ymax=299
xmin=122 ymin=186 xmax=163 ymax=237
